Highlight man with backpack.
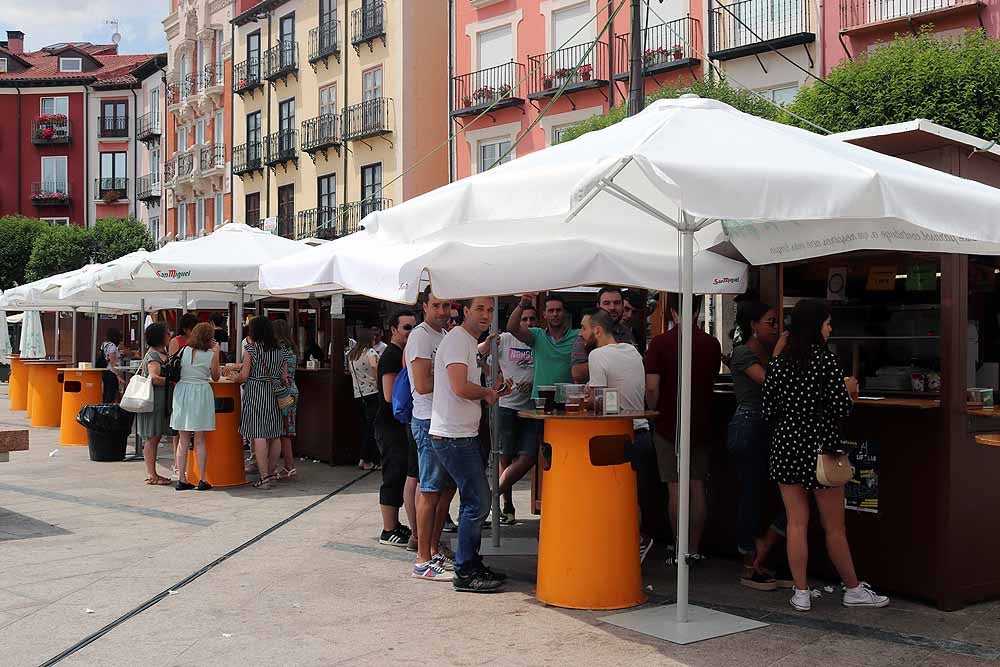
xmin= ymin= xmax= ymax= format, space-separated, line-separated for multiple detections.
xmin=406 ymin=287 xmax=458 ymax=581
xmin=376 ymin=310 xmax=418 ymax=548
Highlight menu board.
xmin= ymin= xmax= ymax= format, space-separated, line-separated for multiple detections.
xmin=844 ymin=438 xmax=879 ymax=514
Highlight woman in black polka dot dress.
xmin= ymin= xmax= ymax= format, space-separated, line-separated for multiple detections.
xmin=762 ymin=299 xmax=889 ymax=612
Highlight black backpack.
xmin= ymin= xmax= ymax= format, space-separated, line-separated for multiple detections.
xmin=163 ymin=346 xmax=186 ymax=383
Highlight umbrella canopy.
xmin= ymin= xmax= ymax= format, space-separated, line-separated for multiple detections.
xmin=0 ymin=308 xmax=11 ymax=364
xmin=18 ymin=311 xmax=45 ymax=359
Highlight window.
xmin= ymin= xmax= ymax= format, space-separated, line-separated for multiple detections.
xmin=319 ymin=83 xmax=337 ymax=117
xmin=247 ymin=31 xmax=261 ymax=79
xmin=40 ymin=96 xmax=69 ymax=116
xmin=59 ymin=57 xmax=83 ymax=72
xmin=100 ymin=100 xmax=127 ymax=136
xmin=362 ymin=66 xmax=382 ymax=101
xmin=478 ymin=139 xmax=511 ymax=172
xmin=42 ymin=217 xmax=70 ymax=225
xmin=277 ymin=185 xmax=294 ymax=236
xmin=177 ymin=203 xmax=188 ymax=239
xmin=100 ymin=152 xmax=127 ymax=197
xmin=41 ymin=156 xmax=68 ymax=193
xmin=200 ymin=39 xmax=211 ymax=89
xmin=196 ymin=198 xmax=206 ymax=235
xmin=361 ymin=163 xmax=382 ymax=217
xmin=278 ymin=99 xmax=295 ymax=155
xmin=149 ymin=88 xmax=159 ymax=119
xmin=279 ymin=14 xmax=296 ymax=69
xmin=150 ymin=148 xmax=160 ymax=182
xmin=245 ymin=193 xmax=261 ymax=227
xmin=196 ymin=118 xmax=206 ymax=145
xmin=477 ymin=25 xmax=512 ymax=71
xmin=179 ymin=53 xmax=189 ymax=95
xmin=761 ymin=84 xmax=798 ymax=107
xmin=320 ymin=0 xmax=337 ymax=25
xmin=247 ymin=111 xmax=261 ymax=164
xmin=214 ymin=110 xmax=224 ymax=146
xmin=149 ymin=216 xmax=160 ymax=240
xmin=553 ymin=2 xmax=592 ymax=49
xmin=552 ymin=126 xmax=572 ymax=145
xmin=214 ymin=192 xmax=224 ymax=227
xmin=0 ymin=58 xmax=7 ymax=73
xmin=215 ymin=30 xmax=224 ymax=83
xmin=318 ymin=174 xmax=336 ymax=226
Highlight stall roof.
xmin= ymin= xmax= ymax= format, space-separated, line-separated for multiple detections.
xmin=831 ymin=120 xmax=1000 ymax=164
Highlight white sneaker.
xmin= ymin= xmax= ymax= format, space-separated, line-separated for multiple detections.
xmin=843 ymin=582 xmax=890 ymax=608
xmin=789 ymin=588 xmax=814 ymax=612
xmin=412 ymin=560 xmax=454 ymax=582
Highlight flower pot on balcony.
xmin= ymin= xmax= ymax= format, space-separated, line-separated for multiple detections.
xmin=463 ymin=97 xmax=473 ymax=108
xmin=672 ymin=46 xmax=684 ymax=61
xmin=41 ymin=127 xmax=55 ymax=140
xmin=102 ymin=191 xmax=121 ymax=205
xmin=543 ymin=77 xmax=553 ymax=90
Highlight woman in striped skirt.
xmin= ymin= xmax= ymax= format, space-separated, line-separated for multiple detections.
xmin=229 ymin=316 xmax=287 ymax=489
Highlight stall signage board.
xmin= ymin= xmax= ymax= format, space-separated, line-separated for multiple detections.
xmin=866 ymin=266 xmax=897 ymax=291
xmin=843 ymin=438 xmax=879 ymax=514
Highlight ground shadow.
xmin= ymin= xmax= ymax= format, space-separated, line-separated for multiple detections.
xmin=0 ymin=507 xmax=72 ymax=541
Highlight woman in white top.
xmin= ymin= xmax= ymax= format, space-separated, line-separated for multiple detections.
xmin=347 ymin=328 xmax=382 ymax=470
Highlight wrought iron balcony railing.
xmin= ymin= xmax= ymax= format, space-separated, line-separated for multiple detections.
xmin=341 ymin=98 xmax=392 ymax=141
xmin=136 ymin=174 xmax=161 ymax=201
xmin=176 ymin=151 xmax=195 ymax=179
xmin=296 ymin=198 xmax=391 ymax=240
xmin=309 ymin=20 xmax=340 ymax=63
xmin=98 ymin=115 xmax=128 ymax=138
xmin=136 ymin=112 xmax=160 ymax=142
xmin=200 ymin=143 xmax=225 ymax=172
xmin=263 ymin=42 xmax=298 ymax=81
xmin=839 ymin=0 xmax=971 ymax=31
xmin=527 ymin=42 xmax=609 ymax=98
xmin=233 ymin=142 xmax=264 ymax=175
xmin=31 ymin=115 xmax=71 ymax=144
xmin=614 ymin=18 xmax=702 ymax=78
xmin=709 ymin=0 xmax=815 ymax=61
xmin=351 ymin=1 xmax=385 ymax=46
xmin=31 ymin=181 xmax=70 ymax=206
xmin=234 ymin=58 xmax=263 ymax=95
xmin=265 ymin=129 xmax=298 ymax=166
xmin=301 ymin=114 xmax=341 ymax=154
xmin=201 ymin=62 xmax=224 ymax=90
xmin=95 ymin=177 xmax=128 ymax=202
xmin=452 ymin=61 xmax=526 ymax=117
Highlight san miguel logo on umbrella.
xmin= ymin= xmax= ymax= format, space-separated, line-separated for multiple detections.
xmin=156 ymin=268 xmax=192 ymax=279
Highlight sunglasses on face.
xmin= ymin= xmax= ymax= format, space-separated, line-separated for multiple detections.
xmin=400 ymin=324 xmax=415 ymax=331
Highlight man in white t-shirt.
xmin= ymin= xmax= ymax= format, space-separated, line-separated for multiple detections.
xmin=428 ymin=296 xmax=506 ymax=592
xmin=479 ymin=305 xmax=537 ymax=525
xmin=406 ymin=287 xmax=457 ymax=580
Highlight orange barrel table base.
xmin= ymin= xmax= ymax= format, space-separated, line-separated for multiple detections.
xmin=9 ymin=356 xmax=28 ymax=411
xmin=59 ymin=368 xmax=105 ymax=446
xmin=27 ymin=362 xmax=65 ymax=428
xmin=187 ymin=381 xmax=247 ymax=488
xmin=533 ymin=414 xmax=647 ymax=610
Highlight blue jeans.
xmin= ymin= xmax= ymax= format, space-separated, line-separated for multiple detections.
xmin=411 ymin=418 xmax=452 ymax=493
xmin=727 ymin=409 xmax=784 ymax=555
xmin=429 ymin=435 xmax=491 ymax=575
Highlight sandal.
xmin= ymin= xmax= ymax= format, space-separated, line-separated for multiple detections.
xmin=277 ymin=467 xmax=297 ymax=480
xmin=253 ymin=474 xmax=277 ymax=490
xmin=145 ymin=475 xmax=172 ymax=486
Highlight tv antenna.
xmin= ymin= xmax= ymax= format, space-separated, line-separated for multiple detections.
xmin=106 ymin=19 xmax=122 ymax=45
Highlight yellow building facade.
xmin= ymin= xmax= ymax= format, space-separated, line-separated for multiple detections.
xmin=232 ymin=0 xmax=449 ymax=239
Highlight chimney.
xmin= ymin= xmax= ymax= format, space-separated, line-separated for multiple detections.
xmin=6 ymin=31 xmax=24 ymax=54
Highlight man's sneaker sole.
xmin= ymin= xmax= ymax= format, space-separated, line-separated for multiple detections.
xmin=453 ymin=579 xmax=503 ymax=593
xmin=741 ymin=577 xmax=778 ymax=591
xmin=790 ymin=599 xmax=811 ymax=612
xmin=412 ymin=569 xmax=454 ymax=582
xmin=843 ymin=598 xmax=890 ymax=608
xmin=379 ymin=536 xmax=409 ymax=547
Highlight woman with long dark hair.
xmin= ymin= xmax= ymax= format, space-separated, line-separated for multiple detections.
xmin=347 ymin=328 xmax=381 ymax=470
xmin=763 ymin=299 xmax=888 ymax=611
xmin=272 ymin=318 xmax=299 ymax=479
xmin=230 ymin=316 xmax=286 ymax=489
xmin=726 ymin=301 xmax=785 ymax=590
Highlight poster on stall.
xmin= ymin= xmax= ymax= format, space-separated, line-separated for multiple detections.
xmin=844 ymin=439 xmax=880 ymax=513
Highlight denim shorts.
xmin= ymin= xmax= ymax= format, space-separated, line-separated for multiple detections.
xmin=411 ymin=417 xmax=454 ymax=493
xmin=498 ymin=406 xmax=540 ymax=459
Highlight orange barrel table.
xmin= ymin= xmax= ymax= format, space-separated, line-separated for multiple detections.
xmin=8 ymin=355 xmax=29 ymax=411
xmin=520 ymin=409 xmax=657 ymax=610
xmin=58 ymin=368 xmax=106 ymax=446
xmin=187 ymin=380 xmax=247 ymax=487
xmin=25 ymin=360 xmax=66 ymax=428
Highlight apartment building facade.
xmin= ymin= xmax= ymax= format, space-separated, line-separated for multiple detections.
xmin=230 ymin=0 xmax=448 ymax=240
xmin=0 ymin=31 xmax=165 ymax=227
xmin=162 ymin=0 xmax=235 ymax=243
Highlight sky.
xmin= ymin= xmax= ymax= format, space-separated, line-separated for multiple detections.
xmin=1 ymin=1 xmax=168 ymax=55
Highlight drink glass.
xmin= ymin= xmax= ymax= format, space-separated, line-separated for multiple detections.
xmin=538 ymin=386 xmax=556 ymax=414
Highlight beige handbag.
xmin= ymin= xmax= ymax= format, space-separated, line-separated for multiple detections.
xmin=816 ymin=452 xmax=854 ymax=487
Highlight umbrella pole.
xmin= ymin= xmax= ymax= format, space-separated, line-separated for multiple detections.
xmin=55 ymin=310 xmax=61 ymax=359
xmin=182 ymin=291 xmax=188 ymax=314
xmin=235 ymin=284 xmax=246 ymax=359
xmin=71 ymin=307 xmax=78 ymax=365
xmin=676 ymin=227 xmax=694 ymax=623
xmin=491 ymin=296 xmax=501 ymax=548
xmin=91 ymin=302 xmax=99 ymax=365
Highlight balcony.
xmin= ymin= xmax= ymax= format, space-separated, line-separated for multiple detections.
xmin=342 ymin=98 xmax=392 ymax=142
xmin=164 ymin=158 xmax=176 ymax=184
xmin=527 ymin=42 xmax=610 ymax=99
xmin=301 ymin=114 xmax=341 ymax=160
xmin=233 ymin=142 xmax=264 ymax=176
xmin=276 ymin=211 xmax=295 ymax=239
xmin=30 ymin=182 xmax=70 ymax=207
xmin=351 ymin=1 xmax=386 ymax=52
xmin=200 ymin=143 xmax=225 ymax=173
xmin=452 ymin=62 xmax=526 ymax=118
xmin=31 ymin=115 xmax=71 ymax=144
xmin=296 ymin=198 xmax=390 ymax=240
xmin=265 ymin=129 xmax=298 ymax=169
xmin=176 ymin=151 xmax=195 ymax=181
xmin=263 ymin=42 xmax=298 ymax=83
xmin=98 ymin=115 xmax=128 ymax=139
xmin=95 ymin=177 xmax=128 ymax=203
xmin=136 ymin=112 xmax=160 ymax=143
xmin=166 ymin=80 xmax=183 ymax=109
xmin=309 ymin=20 xmax=340 ymax=67
xmin=136 ymin=174 xmax=161 ymax=202
xmin=200 ymin=62 xmax=224 ymax=93
xmin=614 ymin=18 xmax=702 ymax=81
xmin=839 ymin=0 xmax=979 ymax=32
xmin=234 ymin=58 xmax=264 ymax=97
xmin=709 ymin=0 xmax=815 ymax=61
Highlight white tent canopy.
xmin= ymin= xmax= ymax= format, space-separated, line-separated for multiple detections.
xmin=0 ymin=308 xmax=11 ymax=364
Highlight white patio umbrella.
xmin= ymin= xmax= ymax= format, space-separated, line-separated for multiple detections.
xmin=261 ymin=96 xmax=1000 ymax=642
xmin=92 ymin=224 xmax=309 ymax=356
xmin=19 ymin=310 xmax=46 ymax=359
xmin=0 ymin=307 xmax=11 ymax=365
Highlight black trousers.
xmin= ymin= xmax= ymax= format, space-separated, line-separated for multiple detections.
xmin=376 ymin=419 xmax=407 ymax=508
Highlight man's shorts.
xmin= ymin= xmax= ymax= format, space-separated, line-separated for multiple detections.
xmin=498 ymin=406 xmax=540 ymax=459
xmin=411 ymin=417 xmax=454 ymax=493
xmin=654 ymin=431 xmax=710 ymax=483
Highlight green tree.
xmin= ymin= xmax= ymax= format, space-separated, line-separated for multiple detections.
xmin=25 ymin=224 xmax=95 ymax=282
xmin=787 ymin=29 xmax=1000 ymax=139
xmin=558 ymin=76 xmax=785 ymax=143
xmin=0 ymin=216 xmax=48 ymax=290
xmin=91 ymin=216 xmax=154 ymax=264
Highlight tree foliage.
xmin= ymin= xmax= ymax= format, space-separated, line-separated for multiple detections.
xmin=25 ymin=224 xmax=95 ymax=282
xmin=786 ymin=28 xmax=1000 ymax=139
xmin=91 ymin=216 xmax=154 ymax=264
xmin=558 ymin=76 xmax=785 ymax=143
xmin=0 ymin=216 xmax=48 ymax=290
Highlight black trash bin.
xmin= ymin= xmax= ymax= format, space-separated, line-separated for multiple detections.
xmin=77 ymin=404 xmax=134 ymax=462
